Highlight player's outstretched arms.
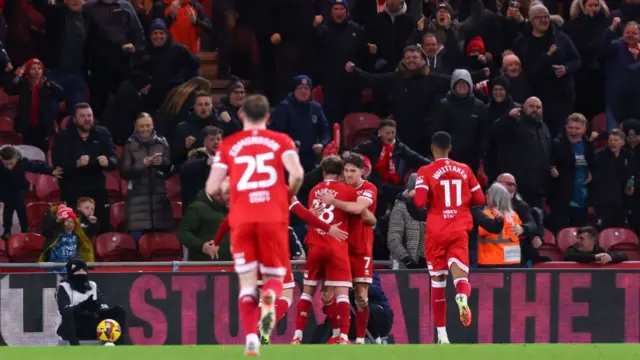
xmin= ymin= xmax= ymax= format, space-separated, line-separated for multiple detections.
xmin=283 ymin=151 xmax=304 ymax=196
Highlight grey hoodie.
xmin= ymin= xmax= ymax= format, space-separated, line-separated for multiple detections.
xmin=450 ymin=69 xmax=473 ymax=97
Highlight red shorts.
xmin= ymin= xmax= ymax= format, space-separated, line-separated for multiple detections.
xmin=350 ymin=253 xmax=373 ymax=284
xmin=231 ymin=222 xmax=291 ymax=277
xmin=425 ymin=231 xmax=469 ymax=277
xmin=304 ymin=244 xmax=352 ymax=288
xmin=257 ymin=264 xmax=295 ymax=289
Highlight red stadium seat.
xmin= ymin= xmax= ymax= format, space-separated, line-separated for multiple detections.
xmin=556 ymin=227 xmax=579 ymax=252
xmin=25 ymin=172 xmax=39 ymax=203
xmin=342 ymin=113 xmax=381 ymax=149
xmin=543 ymin=229 xmax=556 ymax=245
xmin=614 ymin=249 xmax=640 ymax=261
xmin=591 ymin=113 xmax=607 ymax=148
xmin=26 ymin=202 xmax=51 ymax=234
xmin=165 ymin=175 xmax=182 ymax=202
xmin=0 ymin=105 xmax=17 ymax=120
xmin=95 ymin=232 xmax=141 ymax=262
xmin=120 ymin=180 xmax=128 ymax=197
xmin=7 ymin=233 xmax=45 ymax=262
xmin=105 ymin=172 xmax=123 ymax=203
xmin=361 ymin=87 xmax=373 ymax=103
xmin=138 ymin=233 xmax=183 ymax=261
xmin=599 ymin=228 xmax=639 ymax=251
xmin=171 ymin=202 xmax=183 ymax=222
xmin=0 ymin=240 xmax=10 ymax=263
xmin=54 ymin=116 xmax=71 ymax=133
xmin=537 ymin=244 xmax=564 ymax=261
xmin=115 ymin=145 xmax=124 ymax=160
xmin=35 ymin=175 xmax=61 ymax=202
xmin=311 ymin=86 xmax=324 ymax=104
xmin=0 ymin=116 xmax=21 ymax=144
xmin=110 ymin=202 xmax=126 ymax=231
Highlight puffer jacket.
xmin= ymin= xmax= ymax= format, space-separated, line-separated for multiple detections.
xmin=121 ymin=132 xmax=173 ymax=232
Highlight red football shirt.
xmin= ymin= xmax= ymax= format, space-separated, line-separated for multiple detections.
xmin=213 ymin=129 xmax=297 ymax=227
xmin=306 ymin=179 xmax=355 ymax=249
xmin=415 ymin=158 xmax=482 ymax=236
xmin=348 ymin=180 xmax=377 ymax=255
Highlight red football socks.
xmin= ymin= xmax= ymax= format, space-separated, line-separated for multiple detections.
xmin=275 ymin=296 xmax=291 ymax=323
xmin=431 ymin=280 xmax=447 ymax=328
xmin=294 ymin=293 xmax=313 ymax=332
xmin=323 ymin=295 xmax=339 ymax=332
xmin=454 ymin=278 xmax=472 ymax=298
xmin=238 ymin=288 xmax=259 ymax=337
xmin=336 ymin=295 xmax=351 ymax=337
xmin=262 ymin=279 xmax=283 ymax=300
xmin=355 ymin=302 xmax=369 ymax=339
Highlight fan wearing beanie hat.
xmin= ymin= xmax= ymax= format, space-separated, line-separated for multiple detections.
xmin=39 ymin=204 xmax=95 ymax=266
xmin=329 ymin=0 xmax=349 ymax=23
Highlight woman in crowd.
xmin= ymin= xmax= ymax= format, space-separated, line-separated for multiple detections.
xmin=120 ymin=113 xmax=173 ymax=239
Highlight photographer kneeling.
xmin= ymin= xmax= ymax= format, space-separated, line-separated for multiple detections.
xmin=55 ymin=258 xmax=127 ymax=345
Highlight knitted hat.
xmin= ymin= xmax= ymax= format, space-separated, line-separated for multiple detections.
xmin=466 ymin=37 xmax=485 ymax=56
xmin=293 ymin=75 xmax=312 ymax=89
xmin=150 ymin=18 xmax=168 ymax=33
xmin=329 ymin=0 xmax=349 ymax=10
xmin=622 ymin=119 xmax=640 ymax=137
xmin=489 ymin=75 xmax=511 ymax=92
xmin=436 ymin=2 xmax=454 ymax=15
xmin=24 ymin=58 xmax=44 ymax=73
xmin=66 ymin=258 xmax=88 ymax=275
xmin=56 ymin=205 xmax=77 ymax=222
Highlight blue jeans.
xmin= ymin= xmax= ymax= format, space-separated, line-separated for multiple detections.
xmin=47 ymin=69 xmax=86 ymax=113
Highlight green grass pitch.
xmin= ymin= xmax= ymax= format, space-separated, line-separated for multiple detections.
xmin=1 ymin=344 xmax=640 ymax=360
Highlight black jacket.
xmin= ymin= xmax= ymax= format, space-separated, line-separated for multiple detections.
xmin=490 ymin=113 xmax=552 ymax=199
xmin=51 ymin=122 xmax=118 ymax=191
xmin=432 ymin=91 xmax=487 ymax=172
xmin=365 ymin=9 xmax=416 ymax=73
xmin=564 ymin=243 xmax=629 ymax=263
xmin=100 ymin=80 xmax=149 ymax=145
xmin=591 ymin=147 xmax=636 ymax=206
xmin=352 ymin=136 xmax=430 ymax=187
xmin=39 ymin=4 xmax=88 ymax=71
xmin=0 ymin=147 xmax=53 ymax=200
xmin=548 ymin=134 xmax=595 ymax=209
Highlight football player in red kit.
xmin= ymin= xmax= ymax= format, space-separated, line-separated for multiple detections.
xmin=291 ymin=155 xmax=355 ymax=345
xmin=210 ymin=182 xmax=349 ymax=345
xmin=205 ymin=95 xmax=304 ymax=356
xmin=409 ymin=131 xmax=485 ymax=344
xmin=319 ymin=152 xmax=377 ymax=344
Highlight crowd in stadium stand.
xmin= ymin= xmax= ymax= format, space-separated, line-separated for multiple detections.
xmin=0 ymin=0 xmax=639 ymax=267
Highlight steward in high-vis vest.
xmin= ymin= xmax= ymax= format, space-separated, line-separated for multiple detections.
xmin=477 ymin=208 xmax=523 ymax=266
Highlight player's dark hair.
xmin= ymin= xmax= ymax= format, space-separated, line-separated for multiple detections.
xmin=341 ymin=152 xmax=365 ymax=169
xmin=73 ymin=102 xmax=92 ymax=116
xmin=241 ymin=95 xmax=270 ymax=122
xmin=379 ymin=118 xmax=396 ymax=129
xmin=431 ymin=131 xmax=452 ymax=150
xmin=0 ymin=145 xmax=18 ymax=160
xmin=577 ymin=226 xmax=598 ymax=242
xmin=203 ymin=126 xmax=223 ymax=137
xmin=320 ymin=155 xmax=343 ymax=175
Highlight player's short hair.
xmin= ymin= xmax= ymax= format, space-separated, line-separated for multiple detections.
xmin=202 ymin=126 xmax=223 ymax=137
xmin=379 ymin=118 xmax=396 ymax=129
xmin=431 ymin=131 xmax=452 ymax=150
xmin=241 ymin=95 xmax=270 ymax=123
xmin=577 ymin=226 xmax=598 ymax=242
xmin=0 ymin=145 xmax=18 ymax=160
xmin=194 ymin=90 xmax=212 ymax=100
xmin=341 ymin=151 xmax=365 ymax=169
xmin=320 ymin=155 xmax=343 ymax=175
xmin=567 ymin=113 xmax=587 ymax=125
xmin=76 ymin=197 xmax=95 ymax=207
xmin=610 ymin=128 xmax=625 ymax=140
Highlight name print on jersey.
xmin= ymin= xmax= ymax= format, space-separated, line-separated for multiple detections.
xmin=311 ymin=188 xmax=339 ymax=235
xmin=228 ymin=135 xmax=282 ymax=204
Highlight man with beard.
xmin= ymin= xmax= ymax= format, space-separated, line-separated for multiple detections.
xmin=52 ymin=103 xmax=118 ymax=234
xmin=55 ymin=258 xmax=127 ymax=346
xmin=345 ymin=45 xmax=450 ymax=156
xmin=490 ymin=97 xmax=551 ymax=209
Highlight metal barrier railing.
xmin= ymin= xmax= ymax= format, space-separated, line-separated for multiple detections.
xmin=0 ymin=260 xmax=395 ymax=271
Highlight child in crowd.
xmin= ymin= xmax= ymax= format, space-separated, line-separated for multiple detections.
xmin=75 ymin=197 xmax=99 ymax=238
xmin=39 ymin=205 xmax=94 ymax=270
xmin=0 ymin=145 xmax=62 ymax=240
